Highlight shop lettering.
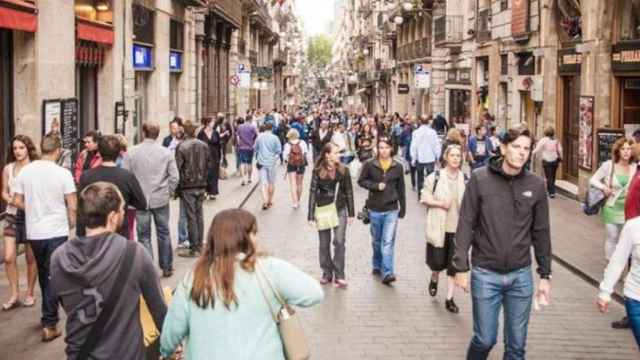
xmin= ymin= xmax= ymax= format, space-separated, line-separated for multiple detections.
xmin=563 ymin=54 xmax=582 ymax=65
xmin=618 ymin=50 xmax=640 ymax=63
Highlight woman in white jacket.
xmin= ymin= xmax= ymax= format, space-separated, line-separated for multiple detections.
xmin=589 ymin=138 xmax=636 ymax=260
xmin=421 ymin=144 xmax=466 ymax=314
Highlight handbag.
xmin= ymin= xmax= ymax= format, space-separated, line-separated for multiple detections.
xmin=140 ymin=287 xmax=174 ymax=360
xmin=256 ymin=260 xmax=310 ymax=360
xmin=583 ymin=163 xmax=614 ymax=216
xmin=314 ymin=183 xmax=340 ymax=231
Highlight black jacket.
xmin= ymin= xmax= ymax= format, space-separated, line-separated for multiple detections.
xmin=311 ymin=129 xmax=333 ymax=153
xmin=308 ymin=167 xmax=355 ymax=221
xmin=357 ymin=159 xmax=406 ymax=218
xmin=162 ymin=135 xmax=172 ymax=148
xmin=197 ymin=128 xmax=222 ymax=165
xmin=176 ymin=138 xmax=210 ymax=191
xmin=453 ymin=156 xmax=552 ymax=277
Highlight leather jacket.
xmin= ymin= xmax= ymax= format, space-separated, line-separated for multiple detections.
xmin=308 ymin=166 xmax=355 ymax=221
xmin=176 ymin=138 xmax=210 ymax=191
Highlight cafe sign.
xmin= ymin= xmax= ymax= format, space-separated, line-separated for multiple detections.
xmin=612 ymin=41 xmax=640 ymax=73
xmin=558 ymin=48 xmax=582 ymax=74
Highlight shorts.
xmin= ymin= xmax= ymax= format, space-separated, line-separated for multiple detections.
xmin=3 ymin=210 xmax=26 ymax=243
xmin=287 ymin=164 xmax=306 ymax=175
xmin=259 ymin=165 xmax=277 ymax=185
xmin=238 ymin=150 xmax=254 ymax=164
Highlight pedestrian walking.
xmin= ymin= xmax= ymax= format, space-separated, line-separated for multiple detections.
xmin=125 ymin=122 xmax=179 ymax=277
xmin=197 ymin=117 xmax=222 ymax=200
xmin=45 ymin=121 xmax=73 ymax=172
xmin=50 ymin=181 xmax=168 ymax=359
xmin=311 ymin=120 xmax=333 ymax=162
xmin=176 ymin=120 xmax=210 ymax=258
xmin=237 ymin=116 xmax=258 ymax=186
xmin=254 ymin=123 xmax=283 ymax=210
xmin=421 ymin=144 xmax=466 ymax=314
xmin=356 ymin=123 xmax=375 ymax=163
xmin=467 ymin=124 xmax=494 ymax=170
xmin=159 ymin=209 xmax=324 ymax=360
xmin=432 ymin=113 xmax=450 ymax=137
xmin=532 ymin=127 xmax=563 ymax=198
xmin=410 ymin=116 xmax=441 ymax=200
xmin=77 ymin=135 xmax=147 ymax=240
xmin=400 ymin=120 xmax=416 ymax=190
xmin=598 ymin=213 xmax=640 ymax=349
xmin=1 ymin=135 xmax=38 ymax=311
xmin=590 ymin=137 xmax=636 ymax=260
xmin=308 ymin=143 xmax=355 ymax=289
xmin=283 ymin=129 xmax=309 ymax=209
xmin=74 ymin=130 xmax=102 ymax=183
xmin=453 ymin=126 xmax=552 ymax=360
xmin=12 ymin=134 xmax=77 ymax=342
xmin=162 ymin=118 xmax=188 ymax=249
xmin=358 ymin=136 xmax=406 ymax=286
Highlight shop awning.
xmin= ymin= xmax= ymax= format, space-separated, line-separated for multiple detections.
xmin=0 ymin=0 xmax=38 ymax=33
xmin=76 ymin=17 xmax=114 ymax=46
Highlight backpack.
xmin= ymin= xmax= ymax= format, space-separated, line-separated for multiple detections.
xmin=288 ymin=143 xmax=305 ymax=166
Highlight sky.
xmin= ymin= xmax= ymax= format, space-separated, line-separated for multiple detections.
xmin=295 ymin=0 xmax=337 ymax=37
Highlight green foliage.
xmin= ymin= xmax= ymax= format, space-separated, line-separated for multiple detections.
xmin=307 ymin=35 xmax=333 ymax=68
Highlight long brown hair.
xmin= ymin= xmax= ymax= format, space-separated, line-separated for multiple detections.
xmin=190 ymin=209 xmax=260 ymax=310
xmin=7 ymin=135 xmax=39 ymax=164
xmin=314 ymin=143 xmax=345 ymax=179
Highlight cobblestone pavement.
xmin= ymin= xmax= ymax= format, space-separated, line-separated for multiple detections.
xmin=0 ymin=163 xmax=638 ymax=359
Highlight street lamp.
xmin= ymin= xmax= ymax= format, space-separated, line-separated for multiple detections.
xmin=402 ymin=1 xmax=414 ymax=11
xmin=393 ymin=15 xmax=404 ymax=25
xmin=363 ymin=48 xmax=370 ymax=56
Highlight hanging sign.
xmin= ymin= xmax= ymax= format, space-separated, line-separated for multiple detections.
xmin=169 ymin=51 xmax=182 ymax=72
xmin=133 ymin=44 xmax=153 ymax=70
xmin=115 ymin=101 xmax=126 ymax=135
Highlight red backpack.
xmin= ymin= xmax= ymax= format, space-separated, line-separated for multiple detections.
xmin=288 ymin=143 xmax=305 ymax=166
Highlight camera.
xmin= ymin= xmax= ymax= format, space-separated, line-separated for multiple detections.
xmin=357 ymin=206 xmax=370 ymax=225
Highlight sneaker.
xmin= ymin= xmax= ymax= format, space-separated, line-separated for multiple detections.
xmin=177 ymin=242 xmax=190 ymax=249
xmin=42 ymin=326 xmax=61 ymax=342
xmin=381 ymin=274 xmax=396 ymax=286
xmin=334 ymin=279 xmax=348 ymax=289
xmin=320 ymin=276 xmax=332 ymax=285
xmin=162 ymin=269 xmax=174 ymax=278
xmin=241 ymin=181 xmax=246 ymax=186
xmin=372 ymin=269 xmax=382 ymax=277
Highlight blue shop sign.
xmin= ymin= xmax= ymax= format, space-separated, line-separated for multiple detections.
xmin=133 ymin=44 xmax=153 ymax=70
xmin=170 ymin=51 xmax=182 ymax=72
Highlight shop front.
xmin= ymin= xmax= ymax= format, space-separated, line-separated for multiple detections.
xmin=557 ymin=46 xmax=582 ymax=184
xmin=611 ymin=41 xmax=640 ymax=138
xmin=445 ymin=68 xmax=472 ymax=136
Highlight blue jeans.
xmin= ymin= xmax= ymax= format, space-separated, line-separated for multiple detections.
xmin=137 ymin=205 xmax=173 ymax=271
xmin=625 ymin=298 xmax=640 ymax=349
xmin=29 ymin=236 xmax=67 ymax=327
xmin=178 ymin=199 xmax=188 ymax=244
xmin=369 ymin=210 xmax=399 ymax=277
xmin=468 ymin=266 xmax=534 ymax=360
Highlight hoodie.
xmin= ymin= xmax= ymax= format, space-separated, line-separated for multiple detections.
xmin=50 ymin=232 xmax=167 ymax=360
xmin=452 ymin=156 xmax=552 ymax=277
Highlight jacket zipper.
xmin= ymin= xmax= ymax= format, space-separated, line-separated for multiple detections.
xmin=505 ymin=179 xmax=516 ymax=272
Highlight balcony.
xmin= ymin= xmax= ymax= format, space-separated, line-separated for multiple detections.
xmin=477 ymin=9 xmax=492 ymax=43
xmin=434 ymin=15 xmax=463 ymax=46
xmin=273 ymin=48 xmax=287 ymax=65
xmin=210 ymin=0 xmax=242 ymax=28
xmin=421 ymin=37 xmax=432 ymax=57
xmin=249 ymin=0 xmax=272 ymax=33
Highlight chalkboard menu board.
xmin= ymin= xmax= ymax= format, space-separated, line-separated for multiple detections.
xmin=597 ymin=128 xmax=626 ymax=168
xmin=61 ymin=98 xmax=79 ymax=152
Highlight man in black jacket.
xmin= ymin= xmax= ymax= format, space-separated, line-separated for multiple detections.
xmin=176 ymin=120 xmax=210 ymax=257
xmin=453 ymin=126 xmax=552 ymax=360
xmin=358 ymin=136 xmax=406 ymax=286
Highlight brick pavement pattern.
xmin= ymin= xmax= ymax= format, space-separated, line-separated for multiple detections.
xmin=0 ymin=163 xmax=637 ymax=359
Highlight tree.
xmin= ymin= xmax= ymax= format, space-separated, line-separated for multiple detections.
xmin=307 ymin=35 xmax=333 ymax=68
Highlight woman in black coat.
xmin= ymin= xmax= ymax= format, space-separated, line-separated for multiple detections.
xmin=197 ymin=117 xmax=222 ymax=200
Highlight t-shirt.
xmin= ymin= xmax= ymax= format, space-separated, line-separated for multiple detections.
xmin=237 ymin=123 xmax=258 ymax=151
xmin=14 ymin=160 xmax=76 ymax=240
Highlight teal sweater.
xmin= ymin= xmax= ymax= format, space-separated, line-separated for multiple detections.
xmin=160 ymin=256 xmax=324 ymax=359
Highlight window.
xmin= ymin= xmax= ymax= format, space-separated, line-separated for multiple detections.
xmin=501 ymin=0 xmax=509 ymax=11
xmin=170 ymin=20 xmax=184 ymax=51
xmin=501 ymin=54 xmax=508 ymax=75
xmin=619 ymin=0 xmax=640 ymax=40
xmin=75 ymin=0 xmax=113 ymax=24
xmin=133 ymin=4 xmax=155 ymax=45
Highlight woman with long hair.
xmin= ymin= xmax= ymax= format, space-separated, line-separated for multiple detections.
xmin=421 ymin=144 xmax=467 ymax=314
xmin=532 ymin=126 xmax=563 ymax=198
xmin=2 ymin=135 xmax=38 ymax=310
xmin=283 ymin=129 xmax=309 ymax=209
xmin=357 ymin=123 xmax=375 ymax=162
xmin=197 ymin=116 xmax=222 ymax=200
xmin=160 ymin=209 xmax=323 ymax=359
xmin=308 ymin=143 xmax=355 ymax=288
xmin=590 ymin=138 xmax=636 ymax=260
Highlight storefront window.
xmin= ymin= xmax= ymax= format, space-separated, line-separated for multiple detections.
xmin=619 ymin=0 xmax=640 ymax=41
xmin=133 ymin=4 xmax=155 ymax=45
xmin=74 ymin=0 xmax=113 ymax=24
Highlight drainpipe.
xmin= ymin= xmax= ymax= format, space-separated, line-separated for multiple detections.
xmin=195 ymin=8 xmax=206 ymax=123
xmin=121 ymin=0 xmax=128 ymax=135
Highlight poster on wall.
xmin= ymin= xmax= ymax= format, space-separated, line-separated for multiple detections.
xmin=61 ymin=98 xmax=79 ymax=152
xmin=578 ymin=96 xmax=595 ymax=171
xmin=42 ymin=99 xmax=62 ymax=135
xmin=115 ymin=101 xmax=126 ymax=135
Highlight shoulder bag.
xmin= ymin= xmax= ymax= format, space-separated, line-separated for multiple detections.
xmin=77 ymin=241 xmax=137 ymax=360
xmin=314 ymin=181 xmax=340 ymax=231
xmin=583 ymin=162 xmax=614 ymax=216
xmin=256 ymin=260 xmax=310 ymax=360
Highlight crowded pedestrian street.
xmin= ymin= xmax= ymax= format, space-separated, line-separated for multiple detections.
xmin=3 ymin=0 xmax=640 ymax=359
xmin=1 ymin=165 xmax=638 ymax=359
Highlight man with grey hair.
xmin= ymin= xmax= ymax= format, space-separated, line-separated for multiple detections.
xmin=13 ymin=134 xmax=77 ymax=342
xmin=125 ymin=122 xmax=179 ymax=277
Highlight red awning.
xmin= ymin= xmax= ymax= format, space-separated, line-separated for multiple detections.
xmin=77 ymin=18 xmax=114 ymax=46
xmin=0 ymin=0 xmax=37 ymax=33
